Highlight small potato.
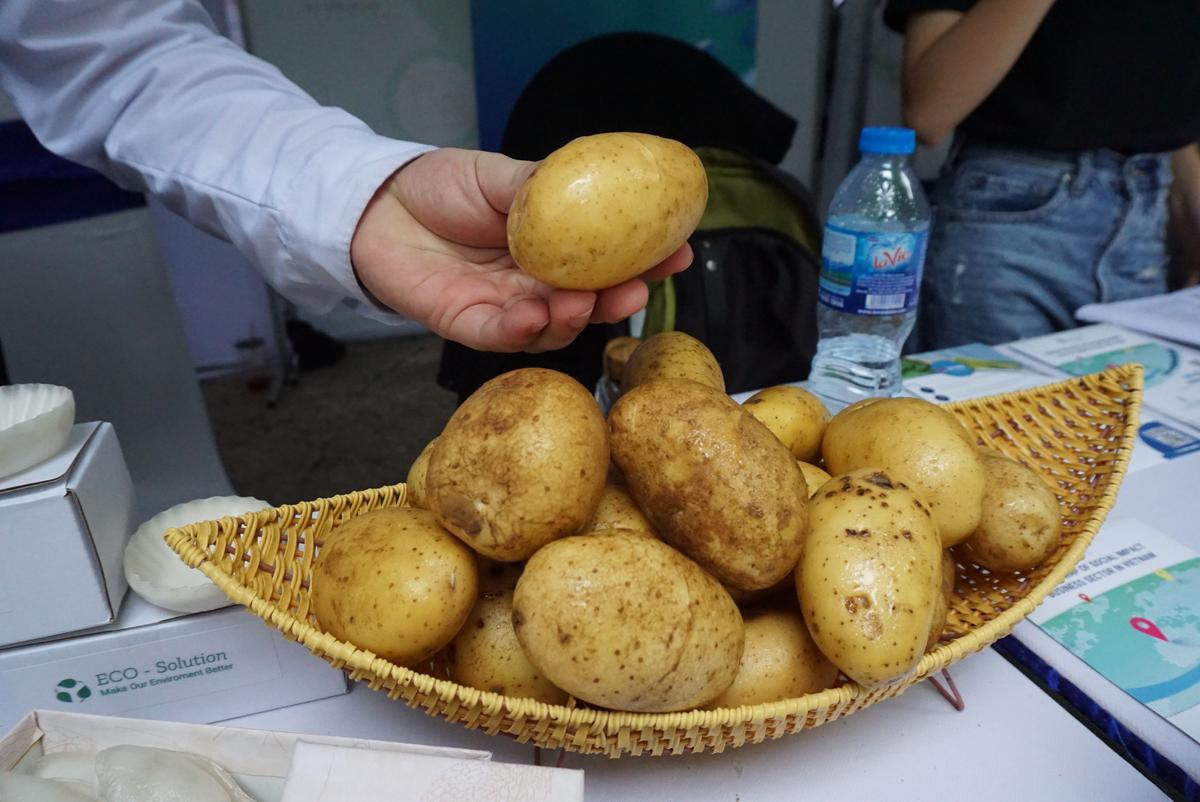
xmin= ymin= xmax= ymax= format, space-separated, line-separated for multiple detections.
xmin=927 ymin=551 xmax=957 ymax=651
xmin=620 ymin=331 xmax=725 ymax=395
xmin=405 ymin=436 xmax=437 ymax=508
xmin=705 ymin=609 xmax=839 ymax=708
xmin=507 ymin=133 xmax=707 ymax=290
xmin=797 ymin=462 xmax=832 ymax=498
xmin=448 ymin=590 xmax=567 ymax=704
xmin=798 ymin=468 xmax=942 ymax=688
xmin=822 ymin=397 xmax=985 ymax=547
xmin=427 ymin=368 xmax=609 ymax=561
xmin=585 ymin=484 xmax=657 ymax=536
xmin=513 ymin=532 xmax=744 ymax=712
xmin=959 ymin=452 xmax=1061 ymax=572
xmin=742 ymin=386 xmax=831 ymax=463
xmin=311 ymin=507 xmax=478 ymax=666
xmin=604 ymin=336 xmax=641 ymax=385
xmin=610 ymin=379 xmax=808 ymax=590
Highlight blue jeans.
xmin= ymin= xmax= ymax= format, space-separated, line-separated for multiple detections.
xmin=916 ymin=141 xmax=1172 ymax=349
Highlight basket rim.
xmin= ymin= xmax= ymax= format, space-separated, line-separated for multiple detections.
xmin=165 ymin=364 xmax=1143 ymax=735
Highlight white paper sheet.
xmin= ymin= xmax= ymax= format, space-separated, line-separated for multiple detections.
xmin=279 ymin=741 xmax=584 ymax=802
xmin=1076 ymin=286 xmax=1200 ymax=348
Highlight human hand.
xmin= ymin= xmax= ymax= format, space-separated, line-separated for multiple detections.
xmin=349 ymin=148 xmax=694 ymax=352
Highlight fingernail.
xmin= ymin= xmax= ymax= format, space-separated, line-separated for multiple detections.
xmin=569 ymin=311 xmax=591 ymax=327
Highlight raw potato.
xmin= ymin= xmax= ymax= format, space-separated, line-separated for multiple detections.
xmin=822 ymin=397 xmax=985 ymax=547
xmin=604 ymin=336 xmax=641 ymax=384
xmin=959 ymin=452 xmax=1061 ymax=572
xmin=742 ymin=385 xmax=831 ymax=463
xmin=405 ymin=436 xmax=437 ymax=508
xmin=427 ymin=368 xmax=609 ymax=561
xmin=620 ymin=331 xmax=725 ymax=395
xmin=449 ymin=590 xmax=567 ymax=704
xmin=705 ymin=609 xmax=839 ymax=708
xmin=585 ymin=483 xmax=657 ymax=536
xmin=513 ymin=532 xmax=744 ymax=712
xmin=507 ymin=132 xmax=708 ymax=290
xmin=311 ymin=507 xmax=478 ymax=665
xmin=610 ymin=379 xmax=809 ymax=590
xmin=927 ymin=551 xmax=957 ymax=650
xmin=797 ymin=461 xmax=832 ymax=498
xmin=798 ymin=468 xmax=942 ymax=688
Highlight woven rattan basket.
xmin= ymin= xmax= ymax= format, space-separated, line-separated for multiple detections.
xmin=167 ymin=365 xmax=1142 ymax=757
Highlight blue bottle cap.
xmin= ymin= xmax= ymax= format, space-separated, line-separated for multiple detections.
xmin=859 ymin=126 xmax=916 ymax=155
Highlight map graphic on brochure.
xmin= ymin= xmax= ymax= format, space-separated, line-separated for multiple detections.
xmin=1030 ymin=520 xmax=1200 ymax=739
xmin=1008 ymin=324 xmax=1200 ymax=431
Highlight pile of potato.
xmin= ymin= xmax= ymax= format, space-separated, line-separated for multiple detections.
xmin=310 ymin=331 xmax=1063 ymax=714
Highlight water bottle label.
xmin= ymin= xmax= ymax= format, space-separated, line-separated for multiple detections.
xmin=818 ymin=223 xmax=927 ymax=316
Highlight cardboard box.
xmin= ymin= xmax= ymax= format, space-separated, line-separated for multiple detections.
xmin=1 ymin=709 xmax=490 ymax=802
xmin=0 ymin=421 xmax=134 ymax=647
xmin=0 ymin=594 xmax=348 ymax=731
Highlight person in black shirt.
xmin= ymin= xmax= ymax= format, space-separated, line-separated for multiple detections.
xmin=884 ymin=0 xmax=1200 ymax=348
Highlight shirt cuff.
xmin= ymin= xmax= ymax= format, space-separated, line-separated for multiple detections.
xmin=272 ymin=130 xmax=436 ymax=323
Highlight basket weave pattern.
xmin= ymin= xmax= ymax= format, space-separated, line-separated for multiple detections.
xmin=167 ymin=366 xmax=1142 ymax=757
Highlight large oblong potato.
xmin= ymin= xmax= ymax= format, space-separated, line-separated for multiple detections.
xmin=448 ymin=590 xmax=567 ymax=704
xmin=798 ymin=468 xmax=942 ymax=688
xmin=507 ymin=133 xmax=708 ymax=290
xmin=513 ymin=532 xmax=744 ymax=712
xmin=620 ymin=331 xmax=725 ymax=395
xmin=610 ymin=378 xmax=808 ymax=590
xmin=822 ymin=397 xmax=985 ymax=547
xmin=705 ymin=609 xmax=839 ymax=708
xmin=427 ymin=368 xmax=608 ymax=561
xmin=742 ymin=385 xmax=831 ymax=464
xmin=311 ymin=507 xmax=478 ymax=666
xmin=959 ymin=452 xmax=1061 ymax=572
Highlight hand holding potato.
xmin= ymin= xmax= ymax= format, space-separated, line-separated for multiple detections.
xmin=350 ymin=148 xmax=694 ymax=353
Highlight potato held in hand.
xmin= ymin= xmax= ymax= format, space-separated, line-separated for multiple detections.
xmin=311 ymin=507 xmax=478 ymax=666
xmin=507 ymin=133 xmax=708 ymax=290
xmin=798 ymin=468 xmax=941 ymax=688
xmin=822 ymin=397 xmax=985 ymax=547
xmin=959 ymin=452 xmax=1061 ymax=572
xmin=427 ymin=368 xmax=608 ymax=561
xmin=513 ymin=532 xmax=744 ymax=712
xmin=610 ymin=379 xmax=809 ymax=590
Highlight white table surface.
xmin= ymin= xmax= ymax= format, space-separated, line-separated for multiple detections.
xmin=226 ymin=646 xmax=1165 ymax=801
xmin=1009 ymin=450 xmax=1200 ymax=782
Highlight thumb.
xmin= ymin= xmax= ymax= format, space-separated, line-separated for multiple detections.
xmin=475 ymin=151 xmax=538 ymax=215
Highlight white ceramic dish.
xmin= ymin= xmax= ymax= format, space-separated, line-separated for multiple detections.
xmin=124 ymin=496 xmax=272 ymax=613
xmin=0 ymin=384 xmax=76 ymax=481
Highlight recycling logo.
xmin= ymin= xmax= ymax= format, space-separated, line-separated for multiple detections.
xmin=54 ymin=678 xmax=92 ymax=703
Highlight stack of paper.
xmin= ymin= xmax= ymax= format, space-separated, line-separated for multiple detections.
xmin=1008 ymin=324 xmax=1200 ymax=433
xmin=1075 ymin=286 xmax=1200 ymax=348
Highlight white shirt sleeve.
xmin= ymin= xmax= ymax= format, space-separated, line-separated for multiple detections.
xmin=0 ymin=0 xmax=435 ymax=319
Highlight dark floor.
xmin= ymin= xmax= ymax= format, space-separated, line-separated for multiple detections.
xmin=200 ymin=334 xmax=456 ymax=506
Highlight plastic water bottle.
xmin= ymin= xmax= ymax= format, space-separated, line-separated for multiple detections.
xmin=809 ymin=126 xmax=930 ymax=410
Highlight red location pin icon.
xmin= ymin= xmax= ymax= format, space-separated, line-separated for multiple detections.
xmin=1130 ymin=617 xmax=1168 ymax=642
xmin=1079 ymin=593 xmax=1092 ymax=603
